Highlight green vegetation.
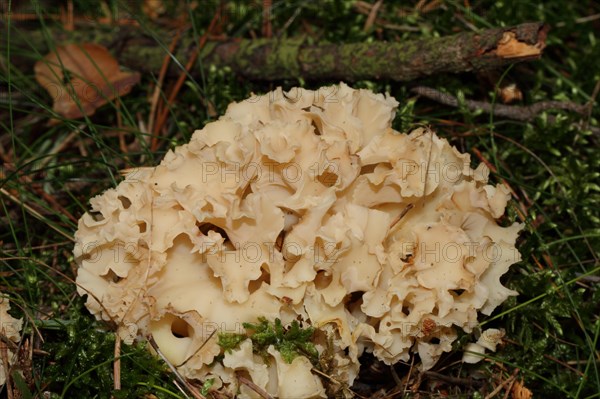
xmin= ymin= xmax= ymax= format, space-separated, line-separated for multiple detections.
xmin=218 ymin=318 xmax=319 ymax=364
xmin=1 ymin=0 xmax=599 ymax=398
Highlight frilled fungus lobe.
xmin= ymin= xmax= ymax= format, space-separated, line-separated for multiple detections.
xmin=74 ymin=83 xmax=522 ymax=398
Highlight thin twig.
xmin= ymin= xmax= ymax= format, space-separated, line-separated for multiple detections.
xmin=502 ymin=375 xmax=517 ymax=399
xmin=66 ymin=0 xmax=74 ymax=31
xmin=483 ymin=368 xmax=519 ymax=399
xmin=491 ymin=131 xmax=599 ymax=263
xmin=114 ymin=334 xmax=121 ymax=391
xmin=172 ymin=380 xmax=192 ymax=399
xmin=2 ymin=162 xmax=78 ymax=224
xmin=310 ymin=367 xmax=367 ymax=399
xmin=0 ymin=256 xmax=117 ymax=330
xmin=582 ymin=78 xmax=600 ymax=132
xmin=148 ymin=335 xmax=206 ymax=399
xmin=0 ymin=188 xmax=74 ymax=241
xmin=575 ymin=273 xmax=600 ymax=283
xmin=116 ymin=99 xmax=127 ymax=155
xmin=412 ymin=85 xmax=600 ymax=137
xmin=2 ymin=12 xmax=139 ymax=25
xmin=543 ymin=353 xmax=585 ymax=377
xmin=153 ymin=12 xmax=220 ymax=148
xmin=412 ymin=86 xmax=588 ymax=121
xmin=278 ymin=7 xmax=302 ymax=36
xmin=556 ymin=13 xmax=600 ymax=26
xmin=364 ymin=0 xmax=384 ymax=32
xmin=36 ymin=127 xmax=80 ymax=170
xmin=389 ymin=203 xmax=414 ymax=229
xmin=0 ymin=340 xmax=13 ymax=399
xmin=237 ymin=375 xmax=274 ymax=399
xmin=175 ymin=329 xmax=217 ymax=367
xmin=453 ymin=12 xmax=479 ymax=32
xmin=403 ymin=355 xmax=415 ymax=394
xmin=262 ymin=0 xmax=272 ymax=38
xmin=470 ymin=148 xmax=520 ymax=201
xmin=422 ymin=370 xmax=478 ymax=387
xmin=0 ymin=334 xmax=18 ymax=352
xmin=354 ymin=1 xmax=420 ymax=32
xmin=149 ymin=29 xmax=183 ymax=150
xmin=390 ymin=363 xmax=402 ymax=385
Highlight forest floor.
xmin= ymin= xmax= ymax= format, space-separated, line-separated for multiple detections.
xmin=1 ymin=1 xmax=599 ymax=398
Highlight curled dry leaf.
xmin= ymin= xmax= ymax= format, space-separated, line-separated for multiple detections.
xmin=143 ymin=0 xmax=166 ymax=20
xmin=511 ymin=379 xmax=533 ymax=399
xmin=34 ymin=43 xmax=140 ymax=120
xmin=0 ymin=293 xmax=23 ymax=386
xmin=495 ymin=31 xmax=545 ymax=58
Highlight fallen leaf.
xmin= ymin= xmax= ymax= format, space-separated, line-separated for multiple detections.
xmin=498 ymin=83 xmax=523 ymax=104
xmin=142 ymin=0 xmax=166 ymax=20
xmin=34 ymin=43 xmax=140 ymax=120
xmin=511 ymin=379 xmax=533 ymax=399
xmin=495 ymin=31 xmax=544 ymax=59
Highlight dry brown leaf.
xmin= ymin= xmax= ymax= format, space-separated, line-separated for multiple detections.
xmin=498 ymin=83 xmax=523 ymax=104
xmin=34 ymin=43 xmax=140 ymax=120
xmin=495 ymin=31 xmax=544 ymax=59
xmin=511 ymin=379 xmax=533 ymax=399
xmin=143 ymin=0 xmax=166 ymax=20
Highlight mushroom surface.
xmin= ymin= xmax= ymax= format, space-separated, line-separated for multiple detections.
xmin=74 ymin=83 xmax=522 ymax=397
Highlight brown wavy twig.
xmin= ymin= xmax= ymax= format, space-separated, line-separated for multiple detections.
xmin=411 ymin=86 xmax=600 ymax=136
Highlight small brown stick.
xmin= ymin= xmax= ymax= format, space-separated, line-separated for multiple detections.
xmin=8 ymin=22 xmax=547 ymax=82
xmin=149 ymin=29 xmax=183 ymax=150
xmin=402 ymin=355 xmax=415 ymax=394
xmin=0 ymin=339 xmax=13 ymax=399
xmin=502 ymin=376 xmax=517 ymax=399
xmin=364 ymin=0 xmax=384 ymax=31
xmin=172 ymin=380 xmax=192 ymax=399
xmin=175 ymin=329 xmax=217 ymax=367
xmin=491 ymin=131 xmax=599 ymax=263
xmin=262 ymin=0 xmax=272 ymax=38
xmin=153 ymin=12 xmax=220 ymax=148
xmin=422 ymin=370 xmax=478 ymax=387
xmin=61 ymin=0 xmax=75 ymax=31
xmin=36 ymin=128 xmax=80 ymax=170
xmin=0 ymin=188 xmax=74 ymax=241
xmin=583 ymin=78 xmax=600 ymax=131
xmin=148 ymin=335 xmax=206 ymax=399
xmin=311 ymin=367 xmax=367 ymax=399
xmin=4 ymin=12 xmax=139 ymax=25
xmin=483 ymin=368 xmax=520 ymax=399
xmin=1 ymin=256 xmax=121 ymax=333
xmin=353 ymin=1 xmax=420 ymax=32
xmin=543 ymin=353 xmax=585 ymax=377
xmin=576 ymin=273 xmax=600 ymax=283
xmin=1 ymin=161 xmax=78 ymax=224
xmin=470 ymin=148 xmax=519 ymax=197
xmin=389 ymin=203 xmax=414 ymax=229
xmin=115 ymin=99 xmax=129 ymax=156
xmin=412 ymin=85 xmax=600 ymax=137
xmin=113 ymin=334 xmax=121 ymax=391
xmin=411 ymin=86 xmax=588 ymax=121
xmin=237 ymin=374 xmax=274 ymax=399
xmin=390 ymin=363 xmax=402 ymax=385
xmin=0 ymin=334 xmax=18 ymax=351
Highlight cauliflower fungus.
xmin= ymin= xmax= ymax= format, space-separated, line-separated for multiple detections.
xmin=74 ymin=83 xmax=522 ymax=398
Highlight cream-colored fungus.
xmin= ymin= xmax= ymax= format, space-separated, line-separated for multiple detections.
xmin=75 ymin=83 xmax=521 ymax=398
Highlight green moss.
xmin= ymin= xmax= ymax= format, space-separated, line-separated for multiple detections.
xmin=217 ymin=317 xmax=319 ymax=365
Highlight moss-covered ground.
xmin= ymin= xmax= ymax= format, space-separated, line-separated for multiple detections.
xmin=1 ymin=1 xmax=599 ymax=397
